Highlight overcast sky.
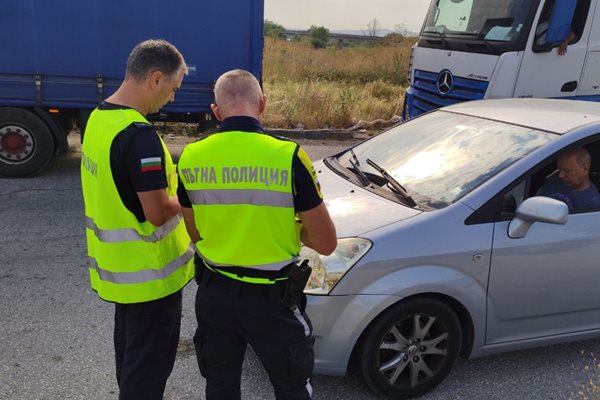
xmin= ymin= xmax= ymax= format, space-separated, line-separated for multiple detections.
xmin=264 ymin=0 xmax=431 ymax=33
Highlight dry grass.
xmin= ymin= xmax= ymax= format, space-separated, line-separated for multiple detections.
xmin=262 ymin=37 xmax=413 ymax=129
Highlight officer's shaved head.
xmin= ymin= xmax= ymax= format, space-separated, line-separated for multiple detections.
xmin=214 ymin=69 xmax=263 ymax=111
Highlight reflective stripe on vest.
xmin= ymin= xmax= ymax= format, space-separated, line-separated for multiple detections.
xmin=186 ymin=189 xmax=294 ymax=207
xmin=198 ymin=250 xmax=299 ymax=271
xmin=86 ymin=214 xmax=182 ymax=243
xmin=88 ymin=245 xmax=195 ymax=284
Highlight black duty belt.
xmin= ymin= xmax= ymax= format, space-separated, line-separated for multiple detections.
xmin=214 ymin=264 xmax=292 ymax=280
xmin=196 ymin=256 xmax=292 ymax=281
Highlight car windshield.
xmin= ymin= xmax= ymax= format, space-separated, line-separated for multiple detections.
xmin=336 ymin=111 xmax=555 ymax=209
xmin=422 ymin=0 xmax=534 ymax=42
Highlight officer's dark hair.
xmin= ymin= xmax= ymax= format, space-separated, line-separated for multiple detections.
xmin=125 ymin=39 xmax=187 ymax=82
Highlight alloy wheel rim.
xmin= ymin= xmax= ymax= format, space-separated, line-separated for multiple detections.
xmin=376 ymin=313 xmax=449 ymax=389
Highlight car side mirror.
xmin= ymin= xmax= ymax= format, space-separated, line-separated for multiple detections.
xmin=508 ymin=196 xmax=568 ymax=238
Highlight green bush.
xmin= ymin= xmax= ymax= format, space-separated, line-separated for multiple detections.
xmin=264 ymin=20 xmax=285 ymax=39
xmin=310 ymin=25 xmax=330 ymax=49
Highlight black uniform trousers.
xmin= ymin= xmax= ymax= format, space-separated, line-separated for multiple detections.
xmin=114 ymin=290 xmax=182 ymax=400
xmin=194 ymin=263 xmax=315 ymax=400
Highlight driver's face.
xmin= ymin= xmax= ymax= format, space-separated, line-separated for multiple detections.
xmin=557 ymin=154 xmax=589 ymax=190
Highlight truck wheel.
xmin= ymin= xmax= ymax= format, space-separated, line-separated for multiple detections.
xmin=0 ymin=108 xmax=55 ymax=177
xmin=358 ymin=298 xmax=461 ymax=399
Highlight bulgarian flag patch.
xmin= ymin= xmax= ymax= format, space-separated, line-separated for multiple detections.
xmin=140 ymin=157 xmax=162 ymax=172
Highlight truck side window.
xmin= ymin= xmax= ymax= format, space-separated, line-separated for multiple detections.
xmin=533 ymin=0 xmax=590 ymax=53
xmin=533 ymin=0 xmax=555 ymax=47
xmin=571 ymin=0 xmax=591 ymax=41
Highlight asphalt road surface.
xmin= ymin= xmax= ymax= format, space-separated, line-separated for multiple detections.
xmin=1 ymin=133 xmax=599 ymax=400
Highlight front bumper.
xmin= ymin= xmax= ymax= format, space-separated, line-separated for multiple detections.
xmin=307 ymin=293 xmax=401 ymax=375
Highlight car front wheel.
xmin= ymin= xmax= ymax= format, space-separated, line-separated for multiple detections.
xmin=358 ymin=298 xmax=461 ymax=399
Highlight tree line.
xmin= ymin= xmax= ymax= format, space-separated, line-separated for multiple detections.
xmin=264 ymin=19 xmax=410 ymax=49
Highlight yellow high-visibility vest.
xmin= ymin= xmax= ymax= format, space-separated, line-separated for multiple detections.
xmin=178 ymin=131 xmax=301 ymax=278
xmin=81 ymin=107 xmax=194 ymax=303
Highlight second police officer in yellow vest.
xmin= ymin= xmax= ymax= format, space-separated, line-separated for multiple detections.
xmin=177 ymin=69 xmax=337 ymax=400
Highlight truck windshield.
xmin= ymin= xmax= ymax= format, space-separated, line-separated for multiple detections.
xmin=421 ymin=0 xmax=537 ymax=52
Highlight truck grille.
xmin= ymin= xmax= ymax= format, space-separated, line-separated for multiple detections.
xmin=409 ymin=69 xmax=489 ymax=116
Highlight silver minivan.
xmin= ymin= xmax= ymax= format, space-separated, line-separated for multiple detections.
xmin=302 ymin=98 xmax=600 ymax=398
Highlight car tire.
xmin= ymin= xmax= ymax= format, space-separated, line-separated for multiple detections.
xmin=0 ymin=108 xmax=55 ymax=177
xmin=358 ymin=298 xmax=461 ymax=399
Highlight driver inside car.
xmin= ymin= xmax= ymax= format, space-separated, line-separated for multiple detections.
xmin=536 ymin=147 xmax=600 ymax=211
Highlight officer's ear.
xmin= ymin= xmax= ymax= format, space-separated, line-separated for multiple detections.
xmin=259 ymin=94 xmax=267 ymax=115
xmin=211 ymin=103 xmax=223 ymax=122
xmin=149 ymin=71 xmax=164 ymax=90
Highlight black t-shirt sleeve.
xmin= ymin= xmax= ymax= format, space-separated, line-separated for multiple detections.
xmin=292 ymin=145 xmax=323 ymax=212
xmin=110 ymin=123 xmax=167 ymax=222
xmin=124 ymin=124 xmax=168 ymax=192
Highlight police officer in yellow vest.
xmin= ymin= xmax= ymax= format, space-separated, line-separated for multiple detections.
xmin=178 ymin=70 xmax=336 ymax=400
xmin=80 ymin=39 xmax=195 ymax=400
xmin=177 ymin=69 xmax=337 ymax=400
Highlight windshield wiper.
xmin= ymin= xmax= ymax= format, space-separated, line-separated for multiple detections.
xmin=349 ymin=158 xmax=370 ymax=187
xmin=347 ymin=149 xmax=370 ymax=186
xmin=423 ymin=30 xmax=450 ymax=50
xmin=349 ymin=148 xmax=360 ymax=166
xmin=366 ymin=158 xmax=417 ymax=207
xmin=464 ymin=39 xmax=499 ymax=53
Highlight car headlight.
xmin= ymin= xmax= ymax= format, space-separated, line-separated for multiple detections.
xmin=300 ymin=237 xmax=372 ymax=295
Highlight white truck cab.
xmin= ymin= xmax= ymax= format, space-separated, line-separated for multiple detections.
xmin=405 ymin=0 xmax=598 ymax=119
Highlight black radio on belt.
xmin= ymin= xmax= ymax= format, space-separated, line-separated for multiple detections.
xmin=282 ymin=259 xmax=312 ymax=309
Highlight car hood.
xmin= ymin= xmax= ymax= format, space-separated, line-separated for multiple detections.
xmin=315 ymin=159 xmax=423 ymax=237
